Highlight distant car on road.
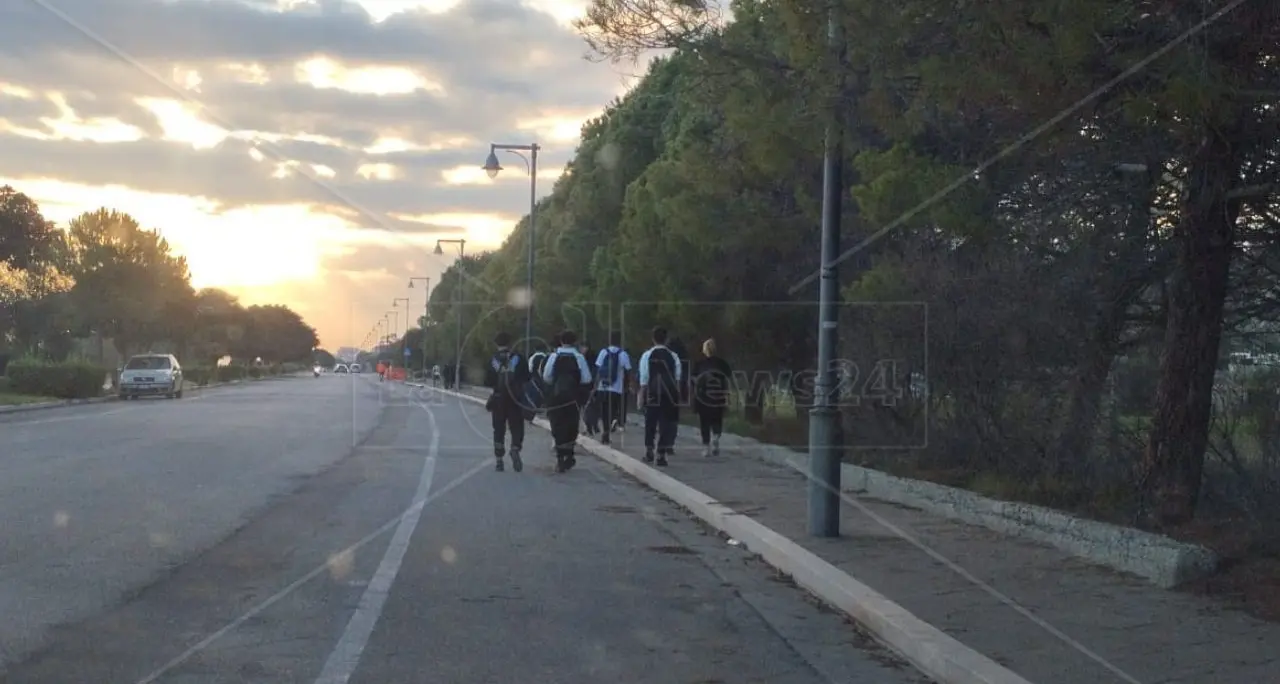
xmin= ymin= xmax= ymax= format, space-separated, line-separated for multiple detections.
xmin=119 ymin=353 xmax=184 ymax=400
xmin=334 ymin=364 xmax=350 ymax=374
xmin=350 ymin=363 xmax=362 ymax=373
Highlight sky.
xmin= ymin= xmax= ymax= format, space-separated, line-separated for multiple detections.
xmin=0 ymin=0 xmax=643 ymax=349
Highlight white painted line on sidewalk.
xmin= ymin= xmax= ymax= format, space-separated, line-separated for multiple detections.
xmin=135 ymin=402 xmax=483 ymax=684
xmin=313 ymin=397 xmax=439 ymax=684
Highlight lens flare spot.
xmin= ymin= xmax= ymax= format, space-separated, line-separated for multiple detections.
xmin=328 ymin=549 xmax=354 ymax=579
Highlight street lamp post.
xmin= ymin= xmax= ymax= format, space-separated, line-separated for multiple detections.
xmin=482 ymin=142 xmax=539 ymax=356
xmin=392 ymin=297 xmax=410 ymax=368
xmin=434 ymin=238 xmax=467 ymax=388
xmin=408 ymin=277 xmax=431 ymax=379
xmin=809 ymin=10 xmax=845 ymax=538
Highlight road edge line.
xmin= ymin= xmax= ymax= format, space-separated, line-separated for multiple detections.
xmin=417 ymin=384 xmax=1035 ymax=684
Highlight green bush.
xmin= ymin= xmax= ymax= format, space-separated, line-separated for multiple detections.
xmin=214 ymin=364 xmax=246 ymax=383
xmin=248 ymin=366 xmax=264 ymax=379
xmin=185 ymin=367 xmax=213 ymax=386
xmin=4 ymin=357 xmax=109 ymax=399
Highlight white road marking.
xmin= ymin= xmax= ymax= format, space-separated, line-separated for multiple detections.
xmin=134 ymin=398 xmax=485 ymax=684
xmin=312 ymin=396 xmax=440 ymax=684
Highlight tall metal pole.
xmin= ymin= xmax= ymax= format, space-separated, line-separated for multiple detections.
xmin=454 ymin=242 xmax=465 ymax=389
xmin=808 ymin=8 xmax=844 ymax=538
xmin=526 ymin=145 xmax=538 ymax=358
xmin=430 ymin=279 xmax=435 ymax=381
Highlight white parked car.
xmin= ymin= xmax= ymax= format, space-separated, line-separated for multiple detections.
xmin=350 ymin=363 xmax=362 ymax=373
xmin=119 ymin=353 xmax=184 ymax=400
xmin=334 ymin=364 xmax=350 ymax=374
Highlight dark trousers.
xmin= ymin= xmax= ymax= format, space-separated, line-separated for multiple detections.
xmin=491 ymin=402 xmax=524 ymax=456
xmin=644 ymin=403 xmax=679 ymax=453
xmin=599 ymin=391 xmax=624 ymax=442
xmin=582 ymin=392 xmax=600 ymax=435
xmin=547 ymin=401 xmax=580 ymax=457
xmin=697 ymin=406 xmax=724 ymax=444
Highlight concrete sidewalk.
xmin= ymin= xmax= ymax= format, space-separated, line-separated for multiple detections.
xmin=436 ymin=384 xmax=1280 ymax=684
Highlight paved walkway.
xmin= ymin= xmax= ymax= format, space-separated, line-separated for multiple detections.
xmin=447 ymin=384 xmax=1280 ymax=684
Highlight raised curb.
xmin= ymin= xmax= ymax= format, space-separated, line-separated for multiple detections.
xmin=420 ymin=384 xmax=1217 ymax=587
xmin=711 ymin=432 xmax=1218 ymax=588
xmin=0 ymin=396 xmax=117 ymax=415
xmin=416 ymin=383 xmax=1033 ymax=684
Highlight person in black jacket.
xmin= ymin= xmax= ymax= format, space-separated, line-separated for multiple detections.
xmin=639 ymin=326 xmax=682 ymax=467
xmin=484 ymin=332 xmax=531 ymax=472
xmin=693 ymin=338 xmax=733 ymax=457
xmin=541 ymin=330 xmax=593 ymax=472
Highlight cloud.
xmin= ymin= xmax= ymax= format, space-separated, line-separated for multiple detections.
xmin=0 ymin=0 xmax=635 ymax=346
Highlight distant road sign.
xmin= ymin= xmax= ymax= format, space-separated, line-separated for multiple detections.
xmin=403 ymin=348 xmax=412 ymax=357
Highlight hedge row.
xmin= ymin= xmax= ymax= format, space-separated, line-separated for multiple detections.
xmin=3 ymin=358 xmax=110 ymax=399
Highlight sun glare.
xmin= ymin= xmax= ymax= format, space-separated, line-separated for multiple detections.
xmin=136 ymin=98 xmax=228 ymax=149
xmin=0 ymin=177 xmax=354 ymax=290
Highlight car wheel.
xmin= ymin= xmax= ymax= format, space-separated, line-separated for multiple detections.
xmin=175 ymin=388 xmax=183 ymax=399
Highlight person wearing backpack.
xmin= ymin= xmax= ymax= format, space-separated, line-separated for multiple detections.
xmin=693 ymin=338 xmax=733 ymax=457
xmin=593 ymin=330 xmax=633 ymax=446
xmin=638 ymin=326 xmax=682 ymax=466
xmin=483 ymin=332 xmax=531 ymax=472
xmin=541 ymin=329 xmax=592 ymax=472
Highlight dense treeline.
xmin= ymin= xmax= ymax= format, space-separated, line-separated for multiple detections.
xmin=398 ymin=1 xmax=1279 ymax=538
xmin=0 ymin=186 xmax=321 ymax=371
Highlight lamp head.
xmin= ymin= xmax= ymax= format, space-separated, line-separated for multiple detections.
xmin=483 ymin=149 xmax=502 ymax=179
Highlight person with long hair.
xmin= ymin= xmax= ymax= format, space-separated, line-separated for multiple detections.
xmin=693 ymin=338 xmax=733 ymax=457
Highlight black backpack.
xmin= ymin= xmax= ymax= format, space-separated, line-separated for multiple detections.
xmin=646 ymin=347 xmax=679 ymax=405
xmin=549 ymin=351 xmax=582 ymax=400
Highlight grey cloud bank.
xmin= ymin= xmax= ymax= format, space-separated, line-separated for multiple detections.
xmin=0 ymin=0 xmax=621 ymax=245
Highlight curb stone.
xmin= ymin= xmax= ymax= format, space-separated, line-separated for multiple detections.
xmin=421 ymin=383 xmax=1214 ymax=585
xmin=706 ymin=432 xmax=1218 ymax=588
xmin=0 ymin=395 xmax=118 ymax=415
xmin=413 ymin=383 xmax=1033 ymax=684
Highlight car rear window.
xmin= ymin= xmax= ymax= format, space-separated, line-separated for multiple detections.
xmin=126 ymin=356 xmax=171 ymax=370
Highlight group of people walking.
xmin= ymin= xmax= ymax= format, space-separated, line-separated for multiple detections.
xmin=481 ymin=326 xmax=734 ymax=473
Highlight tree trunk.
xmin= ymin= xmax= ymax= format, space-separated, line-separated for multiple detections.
xmin=1052 ymin=305 xmax=1126 ymax=478
xmin=1142 ymin=134 xmax=1242 ymax=527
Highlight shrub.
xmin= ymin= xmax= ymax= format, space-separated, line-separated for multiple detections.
xmin=185 ymin=367 xmax=213 ymax=386
xmin=248 ymin=365 xmax=264 ymax=379
xmin=214 ymin=365 xmax=246 ymax=383
xmin=4 ymin=357 xmax=109 ymax=399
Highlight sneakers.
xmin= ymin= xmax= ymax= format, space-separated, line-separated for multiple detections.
xmin=702 ymin=445 xmax=712 ymax=458
xmin=712 ymin=435 xmax=720 ymax=456
xmin=510 ymin=447 xmax=523 ymax=472
xmin=656 ymin=452 xmax=669 ymax=467
xmin=643 ymin=449 xmax=655 ymax=464
xmin=554 ymin=452 xmax=577 ymax=473
xmin=494 ymin=457 xmax=505 ymax=472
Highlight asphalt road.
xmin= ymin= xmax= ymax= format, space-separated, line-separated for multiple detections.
xmin=0 ymin=375 xmax=929 ymax=684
